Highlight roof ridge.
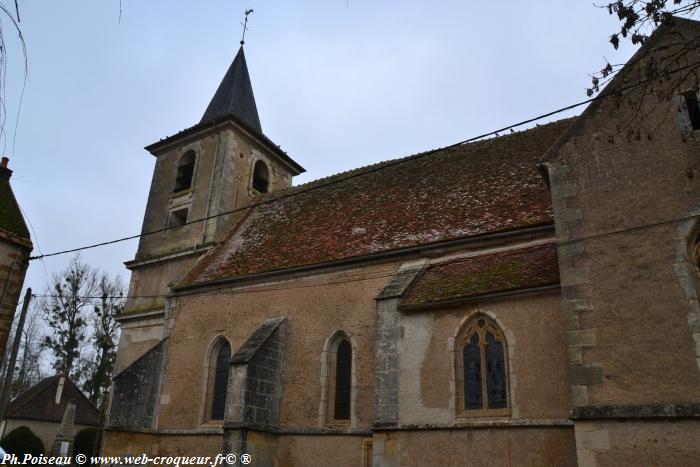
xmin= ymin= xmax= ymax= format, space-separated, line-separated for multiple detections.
xmin=260 ymin=118 xmax=575 ymax=204
xmin=181 ymin=116 xmax=573 ymax=287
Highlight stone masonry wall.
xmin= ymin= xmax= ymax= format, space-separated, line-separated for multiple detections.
xmin=108 ymin=340 xmax=166 ymax=430
xmin=0 ymin=238 xmax=30 ymax=364
xmin=545 ymin=20 xmax=700 ymax=467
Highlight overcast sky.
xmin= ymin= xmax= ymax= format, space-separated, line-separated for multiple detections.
xmin=2 ymin=1 xmax=638 ymax=298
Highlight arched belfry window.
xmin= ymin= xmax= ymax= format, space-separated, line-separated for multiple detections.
xmin=252 ymin=160 xmax=270 ymax=193
xmin=455 ymin=315 xmax=509 ymax=416
xmin=174 ymin=150 xmax=196 ymax=192
xmin=206 ymin=338 xmax=231 ymax=421
xmin=320 ymin=331 xmax=355 ymax=425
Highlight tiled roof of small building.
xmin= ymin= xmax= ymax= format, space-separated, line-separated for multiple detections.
xmin=5 ymin=374 xmax=101 ymax=426
xmin=181 ymin=118 xmax=574 ymax=286
xmin=400 ymin=243 xmax=559 ymax=309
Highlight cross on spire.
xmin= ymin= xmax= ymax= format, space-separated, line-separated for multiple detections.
xmin=240 ymin=9 xmax=253 ymax=45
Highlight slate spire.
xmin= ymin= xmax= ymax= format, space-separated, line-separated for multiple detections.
xmin=200 ymin=46 xmax=262 ymax=133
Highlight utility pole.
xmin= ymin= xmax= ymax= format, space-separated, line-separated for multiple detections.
xmin=0 ymin=287 xmax=32 ymax=428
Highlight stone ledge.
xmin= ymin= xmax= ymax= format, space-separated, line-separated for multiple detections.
xmin=104 ymin=427 xmax=223 ymax=436
xmin=115 ymin=307 xmax=165 ymax=323
xmin=573 ymin=403 xmax=700 ymax=419
xmin=373 ymin=419 xmax=573 ymax=431
xmin=223 ymin=422 xmax=372 ymax=436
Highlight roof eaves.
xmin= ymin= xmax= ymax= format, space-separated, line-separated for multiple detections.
xmin=173 ymin=223 xmax=555 ymax=293
xmin=4 ymin=375 xmax=60 ymax=418
xmin=397 ymin=284 xmax=561 ymax=312
xmin=145 ymin=114 xmax=305 ymax=174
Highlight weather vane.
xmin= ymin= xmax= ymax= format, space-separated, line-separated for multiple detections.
xmin=240 ymin=9 xmax=253 ymax=45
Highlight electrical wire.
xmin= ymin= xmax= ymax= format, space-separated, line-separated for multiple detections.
xmin=27 ymin=58 xmax=700 ymax=262
xmin=31 ymin=206 xmax=700 ymax=302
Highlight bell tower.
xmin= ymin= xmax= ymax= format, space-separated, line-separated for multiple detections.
xmin=115 ymin=45 xmax=305 ymax=371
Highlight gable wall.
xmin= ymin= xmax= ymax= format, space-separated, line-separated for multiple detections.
xmin=546 ymin=21 xmax=700 ymax=466
xmin=549 ymin=46 xmax=700 ymax=408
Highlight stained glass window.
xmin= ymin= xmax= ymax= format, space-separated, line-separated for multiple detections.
xmin=459 ymin=317 xmax=508 ymax=413
xmin=463 ymin=333 xmax=483 ymax=409
xmin=485 ymin=332 xmax=507 ymax=409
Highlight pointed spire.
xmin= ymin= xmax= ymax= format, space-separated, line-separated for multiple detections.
xmin=200 ymin=46 xmax=262 ymax=133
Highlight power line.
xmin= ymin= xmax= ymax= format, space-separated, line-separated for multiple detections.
xmin=33 ymin=266 xmax=404 ymax=300
xmin=30 ymin=208 xmax=700 ymax=301
xmin=28 ymin=58 xmax=700 ymax=262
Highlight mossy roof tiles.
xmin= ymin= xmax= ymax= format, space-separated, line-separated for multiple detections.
xmin=182 ymin=118 xmax=574 ymax=286
xmin=400 ymin=243 xmax=559 ymax=308
xmin=0 ymin=172 xmax=30 ymax=240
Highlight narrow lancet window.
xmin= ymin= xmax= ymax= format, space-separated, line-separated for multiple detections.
xmin=684 ymin=91 xmax=700 ymax=131
xmin=210 ymin=340 xmax=231 ymax=420
xmin=334 ymin=339 xmax=352 ymax=420
xmin=463 ymin=333 xmax=483 ymax=410
xmin=322 ymin=331 xmax=355 ymax=425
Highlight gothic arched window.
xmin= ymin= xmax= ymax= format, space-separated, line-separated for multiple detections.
xmin=455 ymin=315 xmax=509 ymax=416
xmin=252 ymin=160 xmax=270 ymax=193
xmin=321 ymin=331 xmax=354 ymax=425
xmin=691 ymin=234 xmax=700 ymax=276
xmin=174 ymin=150 xmax=196 ymax=192
xmin=207 ymin=338 xmax=231 ymax=421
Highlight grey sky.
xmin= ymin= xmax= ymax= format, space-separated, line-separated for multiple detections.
xmin=3 ymin=1 xmax=636 ymax=295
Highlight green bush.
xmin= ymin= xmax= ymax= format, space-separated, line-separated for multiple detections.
xmin=0 ymin=426 xmax=44 ymax=456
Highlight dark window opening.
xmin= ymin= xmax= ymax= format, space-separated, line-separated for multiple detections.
xmin=485 ymin=332 xmax=507 ymax=409
xmin=334 ymin=339 xmax=352 ymax=420
xmin=684 ymin=91 xmax=700 ymax=131
xmin=210 ymin=341 xmax=231 ymax=420
xmin=174 ymin=150 xmax=196 ymax=192
xmin=252 ymin=160 xmax=270 ymax=193
xmin=169 ymin=207 xmax=188 ymax=228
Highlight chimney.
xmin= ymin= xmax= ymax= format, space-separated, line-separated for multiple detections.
xmin=0 ymin=157 xmax=11 ymax=181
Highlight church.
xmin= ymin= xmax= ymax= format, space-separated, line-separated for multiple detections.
xmin=103 ymin=18 xmax=700 ymax=467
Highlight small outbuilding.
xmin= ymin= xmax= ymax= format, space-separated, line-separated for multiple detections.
xmin=0 ymin=374 xmax=101 ymax=456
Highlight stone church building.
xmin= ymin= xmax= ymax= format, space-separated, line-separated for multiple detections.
xmin=103 ymin=19 xmax=700 ymax=466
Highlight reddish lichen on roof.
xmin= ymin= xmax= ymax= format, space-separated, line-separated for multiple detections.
xmin=182 ymin=118 xmax=574 ymax=286
xmin=400 ymin=243 xmax=559 ymax=308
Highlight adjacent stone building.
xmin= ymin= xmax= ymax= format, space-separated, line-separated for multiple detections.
xmin=0 ymin=156 xmax=32 ymax=364
xmin=103 ymin=19 xmax=700 ymax=467
xmin=1 ymin=374 xmax=101 ymax=455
